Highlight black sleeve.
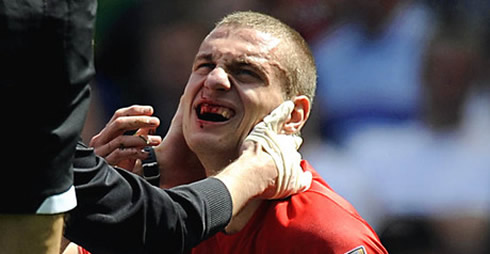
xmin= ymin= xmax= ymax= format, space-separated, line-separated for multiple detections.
xmin=64 ymin=143 xmax=232 ymax=254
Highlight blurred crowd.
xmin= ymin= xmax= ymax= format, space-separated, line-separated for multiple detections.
xmin=83 ymin=0 xmax=490 ymax=253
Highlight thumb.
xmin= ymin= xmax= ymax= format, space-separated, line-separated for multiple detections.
xmin=292 ymin=135 xmax=303 ymax=150
xmin=262 ymin=101 xmax=295 ymax=132
xmin=298 ymin=171 xmax=312 ymax=193
xmin=240 ymin=140 xmax=258 ymax=155
xmin=170 ymin=95 xmax=185 ymax=127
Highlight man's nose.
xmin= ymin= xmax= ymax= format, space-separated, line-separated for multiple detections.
xmin=203 ymin=67 xmax=231 ymax=91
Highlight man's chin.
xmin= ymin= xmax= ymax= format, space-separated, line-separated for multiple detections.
xmin=187 ymin=133 xmax=233 ymax=153
xmin=189 ymin=135 xmax=240 ymax=157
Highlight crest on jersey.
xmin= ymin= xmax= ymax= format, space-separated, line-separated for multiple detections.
xmin=345 ymin=245 xmax=367 ymax=254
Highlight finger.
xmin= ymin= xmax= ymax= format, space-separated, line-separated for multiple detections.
xmin=110 ymin=116 xmax=160 ymax=134
xmin=169 ymin=95 xmax=185 ymax=128
xmin=132 ymin=159 xmax=144 ymax=176
xmin=135 ymin=127 xmax=159 ymax=138
xmin=240 ymin=140 xmax=260 ymax=155
xmin=161 ymin=96 xmax=185 ymax=147
xmin=292 ymin=135 xmax=303 ymax=150
xmin=298 ymin=171 xmax=313 ymax=192
xmin=262 ymin=101 xmax=294 ymax=131
xmin=138 ymin=134 xmax=162 ymax=146
xmin=105 ymin=148 xmax=148 ymax=167
xmin=172 ymin=79 xmax=202 ymax=126
xmin=135 ymin=128 xmax=163 ymax=146
xmin=118 ymin=159 xmax=137 ymax=172
xmin=94 ymin=116 xmax=160 ymax=146
xmin=95 ymin=135 xmax=157 ymax=157
xmin=109 ymin=105 xmax=154 ymax=123
xmin=275 ymin=134 xmax=303 ymax=151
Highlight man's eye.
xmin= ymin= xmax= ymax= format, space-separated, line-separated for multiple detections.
xmin=234 ymin=68 xmax=260 ymax=80
xmin=237 ymin=69 xmax=254 ymax=76
xmin=197 ymin=63 xmax=215 ymax=70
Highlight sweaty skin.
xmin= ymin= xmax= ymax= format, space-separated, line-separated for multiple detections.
xmin=182 ymin=26 xmax=290 ymax=175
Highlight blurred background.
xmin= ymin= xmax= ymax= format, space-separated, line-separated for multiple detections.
xmin=83 ymin=0 xmax=490 ymax=253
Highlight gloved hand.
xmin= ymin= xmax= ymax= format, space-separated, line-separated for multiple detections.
xmin=244 ymin=101 xmax=312 ymax=199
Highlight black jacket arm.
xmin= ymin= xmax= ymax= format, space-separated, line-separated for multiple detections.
xmin=64 ymin=143 xmax=232 ymax=254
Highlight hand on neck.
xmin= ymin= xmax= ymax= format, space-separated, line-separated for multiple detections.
xmin=201 ymin=152 xmax=264 ymax=234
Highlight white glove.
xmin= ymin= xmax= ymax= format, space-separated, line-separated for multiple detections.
xmin=245 ymin=101 xmax=312 ymax=199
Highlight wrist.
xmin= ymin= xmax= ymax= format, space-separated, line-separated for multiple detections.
xmin=215 ymin=149 xmax=276 ymax=215
xmin=141 ymin=146 xmax=160 ymax=186
xmin=153 ymin=144 xmax=166 ymax=168
xmin=214 ymin=163 xmax=255 ymax=216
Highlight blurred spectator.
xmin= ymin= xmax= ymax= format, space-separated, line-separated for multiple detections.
xmin=310 ymin=0 xmax=435 ymax=145
xmin=304 ymin=1 xmax=490 ymax=253
xmin=262 ymin=0 xmax=334 ymax=41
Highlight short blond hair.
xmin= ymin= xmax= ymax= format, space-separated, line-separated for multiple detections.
xmin=216 ymin=11 xmax=317 ymax=103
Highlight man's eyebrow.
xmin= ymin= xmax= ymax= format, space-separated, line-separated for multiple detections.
xmin=232 ymin=55 xmax=262 ymax=66
xmin=195 ymin=53 xmax=213 ymax=62
xmin=194 ymin=53 xmax=267 ymax=73
xmin=236 ymin=57 xmax=270 ymax=73
xmin=232 ymin=60 xmax=260 ymax=71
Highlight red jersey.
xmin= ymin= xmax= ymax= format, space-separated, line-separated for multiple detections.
xmin=192 ymin=160 xmax=387 ymax=254
xmin=77 ymin=245 xmax=91 ymax=254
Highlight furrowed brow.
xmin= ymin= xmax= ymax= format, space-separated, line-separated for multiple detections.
xmin=234 ymin=57 xmax=267 ymax=73
xmin=195 ymin=53 xmax=213 ymax=63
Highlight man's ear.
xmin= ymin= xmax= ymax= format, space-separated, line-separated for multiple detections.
xmin=283 ymin=95 xmax=311 ymax=134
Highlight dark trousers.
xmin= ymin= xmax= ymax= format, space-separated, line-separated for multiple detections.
xmin=0 ymin=0 xmax=96 ymax=213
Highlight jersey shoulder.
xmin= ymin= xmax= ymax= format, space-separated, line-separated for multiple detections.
xmin=261 ymin=160 xmax=387 ymax=253
xmin=193 ymin=161 xmax=388 ymax=254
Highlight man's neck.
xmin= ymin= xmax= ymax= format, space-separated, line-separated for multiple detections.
xmin=197 ymin=148 xmax=237 ymax=175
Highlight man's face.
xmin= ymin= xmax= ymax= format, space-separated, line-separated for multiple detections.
xmin=181 ymin=25 xmax=286 ymax=163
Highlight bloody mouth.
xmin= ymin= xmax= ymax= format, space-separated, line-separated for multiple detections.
xmin=196 ymin=103 xmax=235 ymax=122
